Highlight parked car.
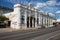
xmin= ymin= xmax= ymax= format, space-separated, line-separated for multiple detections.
xmin=50 ymin=24 xmax=55 ymax=27
xmin=0 ymin=21 xmax=6 ymax=28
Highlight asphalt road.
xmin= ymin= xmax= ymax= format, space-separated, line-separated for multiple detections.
xmin=31 ymin=30 xmax=60 ymax=40
xmin=48 ymin=32 xmax=60 ymax=40
xmin=0 ymin=27 xmax=60 ymax=40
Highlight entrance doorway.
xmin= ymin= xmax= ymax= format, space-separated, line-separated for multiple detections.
xmin=8 ymin=21 xmax=11 ymax=27
xmin=27 ymin=17 xmax=29 ymax=28
xmin=27 ymin=17 xmax=35 ymax=28
xmin=30 ymin=17 xmax=33 ymax=28
xmin=34 ymin=18 xmax=35 ymax=27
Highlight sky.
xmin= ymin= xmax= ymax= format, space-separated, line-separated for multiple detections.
xmin=0 ymin=0 xmax=60 ymax=19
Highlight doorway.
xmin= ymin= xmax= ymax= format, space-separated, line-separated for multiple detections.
xmin=34 ymin=18 xmax=35 ymax=27
xmin=27 ymin=17 xmax=35 ymax=28
xmin=30 ymin=17 xmax=33 ymax=28
xmin=8 ymin=21 xmax=11 ymax=27
xmin=27 ymin=17 xmax=29 ymax=28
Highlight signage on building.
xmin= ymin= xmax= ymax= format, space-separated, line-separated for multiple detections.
xmin=12 ymin=21 xmax=17 ymax=25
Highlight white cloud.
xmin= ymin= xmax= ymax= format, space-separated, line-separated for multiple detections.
xmin=57 ymin=19 xmax=60 ymax=22
xmin=6 ymin=0 xmax=17 ymax=3
xmin=34 ymin=3 xmax=46 ymax=9
xmin=34 ymin=0 xmax=59 ymax=9
xmin=46 ymin=0 xmax=60 ymax=6
xmin=57 ymin=2 xmax=60 ymax=5
xmin=56 ymin=11 xmax=60 ymax=13
xmin=49 ymin=13 xmax=55 ymax=16
xmin=46 ymin=0 xmax=57 ymax=6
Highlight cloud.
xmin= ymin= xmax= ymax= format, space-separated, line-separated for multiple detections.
xmin=46 ymin=0 xmax=60 ymax=6
xmin=34 ymin=3 xmax=46 ymax=9
xmin=49 ymin=13 xmax=55 ymax=16
xmin=57 ymin=19 xmax=60 ymax=22
xmin=46 ymin=0 xmax=57 ymax=6
xmin=56 ymin=11 xmax=60 ymax=13
xmin=34 ymin=0 xmax=59 ymax=9
xmin=57 ymin=2 xmax=60 ymax=5
xmin=6 ymin=0 xmax=17 ymax=3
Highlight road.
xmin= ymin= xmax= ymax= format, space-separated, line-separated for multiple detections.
xmin=31 ymin=30 xmax=60 ymax=40
xmin=0 ymin=27 xmax=60 ymax=40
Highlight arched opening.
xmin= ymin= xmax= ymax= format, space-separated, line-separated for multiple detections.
xmin=27 ymin=17 xmax=35 ymax=28
xmin=27 ymin=17 xmax=29 ymax=28
xmin=8 ymin=21 xmax=11 ymax=27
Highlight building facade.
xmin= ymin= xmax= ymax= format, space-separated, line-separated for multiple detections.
xmin=4 ymin=3 xmax=56 ymax=29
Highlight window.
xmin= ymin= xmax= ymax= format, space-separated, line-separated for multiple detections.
xmin=21 ymin=15 xmax=25 ymax=24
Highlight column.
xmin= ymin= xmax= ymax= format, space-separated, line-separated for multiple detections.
xmin=40 ymin=15 xmax=42 ymax=26
xmin=34 ymin=12 xmax=35 ymax=28
xmin=43 ymin=16 xmax=45 ymax=26
xmin=32 ymin=12 xmax=34 ymax=28
xmin=50 ymin=18 xmax=52 ymax=25
xmin=40 ymin=15 xmax=43 ymax=28
xmin=24 ymin=9 xmax=27 ymax=29
xmin=51 ymin=19 xmax=52 ymax=25
xmin=42 ymin=15 xmax=43 ymax=26
xmin=43 ymin=16 xmax=44 ymax=26
xmin=29 ymin=10 xmax=31 ymax=28
xmin=38 ymin=13 xmax=41 ymax=28
xmin=38 ymin=14 xmax=40 ymax=24
xmin=35 ymin=10 xmax=37 ymax=28
xmin=48 ymin=17 xmax=49 ymax=27
xmin=45 ymin=17 xmax=47 ymax=28
xmin=45 ymin=17 xmax=46 ymax=27
xmin=48 ymin=17 xmax=50 ymax=27
xmin=40 ymin=14 xmax=42 ymax=28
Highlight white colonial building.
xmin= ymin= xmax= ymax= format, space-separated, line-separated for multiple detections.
xmin=4 ymin=3 xmax=56 ymax=29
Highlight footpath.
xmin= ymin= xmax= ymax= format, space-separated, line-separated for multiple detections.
xmin=0 ymin=26 xmax=59 ymax=33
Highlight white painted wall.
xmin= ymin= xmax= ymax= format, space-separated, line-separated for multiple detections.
xmin=10 ymin=4 xmax=21 ymax=29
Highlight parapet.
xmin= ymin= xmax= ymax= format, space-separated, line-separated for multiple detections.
xmin=14 ymin=4 xmax=21 ymax=8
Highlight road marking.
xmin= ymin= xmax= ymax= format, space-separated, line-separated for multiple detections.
xmin=0 ymin=29 xmax=60 ymax=40
xmin=31 ymin=30 xmax=60 ymax=40
xmin=46 ymin=33 xmax=60 ymax=40
xmin=0 ymin=30 xmax=40 ymax=39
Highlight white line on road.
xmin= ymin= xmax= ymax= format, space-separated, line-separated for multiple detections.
xmin=0 ymin=30 xmax=40 ymax=39
xmin=31 ymin=30 xmax=60 ymax=40
xmin=46 ymin=33 xmax=60 ymax=40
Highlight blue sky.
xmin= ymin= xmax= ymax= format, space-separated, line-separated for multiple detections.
xmin=0 ymin=0 xmax=60 ymax=19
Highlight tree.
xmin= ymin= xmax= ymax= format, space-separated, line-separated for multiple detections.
xmin=0 ymin=14 xmax=9 ymax=21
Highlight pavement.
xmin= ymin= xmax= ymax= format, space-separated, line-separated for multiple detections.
xmin=0 ymin=28 xmax=37 ymax=33
xmin=0 ymin=27 xmax=60 ymax=40
xmin=0 ymin=28 xmax=12 ymax=33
